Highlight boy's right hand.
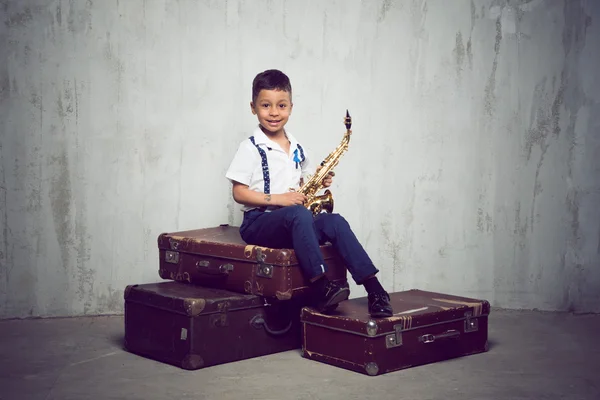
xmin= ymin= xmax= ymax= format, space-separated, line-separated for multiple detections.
xmin=275 ymin=192 xmax=307 ymax=207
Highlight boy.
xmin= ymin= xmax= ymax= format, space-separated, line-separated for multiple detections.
xmin=225 ymin=69 xmax=393 ymax=318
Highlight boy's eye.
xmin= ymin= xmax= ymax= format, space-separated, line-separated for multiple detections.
xmin=279 ymin=104 xmax=286 ymax=108
xmin=262 ymin=104 xmax=269 ymax=108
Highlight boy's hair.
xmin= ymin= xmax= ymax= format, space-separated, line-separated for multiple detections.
xmin=252 ymin=69 xmax=292 ymax=103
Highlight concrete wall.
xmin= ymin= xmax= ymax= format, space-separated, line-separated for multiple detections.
xmin=1 ymin=0 xmax=598 ymax=319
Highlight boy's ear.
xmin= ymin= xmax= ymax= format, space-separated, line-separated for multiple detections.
xmin=250 ymin=101 xmax=256 ymax=115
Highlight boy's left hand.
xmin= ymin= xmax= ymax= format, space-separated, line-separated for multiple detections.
xmin=316 ymin=166 xmax=335 ymax=188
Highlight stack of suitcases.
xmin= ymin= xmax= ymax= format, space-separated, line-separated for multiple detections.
xmin=124 ymin=224 xmax=491 ymax=376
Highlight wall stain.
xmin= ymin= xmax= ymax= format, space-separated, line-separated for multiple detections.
xmin=380 ymin=212 xmax=403 ymax=290
xmin=562 ymin=263 xmax=585 ymax=313
xmin=4 ymin=6 xmax=33 ymax=28
xmin=562 ymin=0 xmax=592 ymax=57
xmin=103 ymin=32 xmax=125 ymax=105
xmin=513 ymin=202 xmax=528 ymax=250
xmin=0 ymin=146 xmax=7 ymax=293
xmin=97 ymin=285 xmax=122 ymax=314
xmin=453 ymin=31 xmax=465 ymax=81
xmin=525 ymin=77 xmax=549 ymax=162
xmin=566 ymin=189 xmax=581 ymax=247
xmin=10 ymin=77 xmax=18 ymax=96
xmin=378 ymin=0 xmax=393 ymax=23
xmin=410 ymin=0 xmax=428 ymax=30
xmin=0 ymin=62 xmax=9 ymax=104
xmin=76 ymin=215 xmax=94 ymax=315
xmin=597 ymin=224 xmax=600 ymax=255
xmin=466 ymin=0 xmax=477 ymax=70
xmin=56 ymin=1 xmax=62 ymax=26
xmin=559 ymin=1 xmax=591 ymax=308
xmin=67 ymin=0 xmax=93 ymax=34
xmin=49 ymin=147 xmax=73 ymax=272
xmin=483 ymin=15 xmax=502 ymax=117
xmin=476 ymin=208 xmax=494 ymax=233
xmin=227 ymin=188 xmax=234 ymax=226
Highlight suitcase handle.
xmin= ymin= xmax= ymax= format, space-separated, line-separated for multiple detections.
xmin=250 ymin=315 xmax=293 ymax=336
xmin=195 ymin=260 xmax=234 ymax=275
xmin=418 ymin=329 xmax=460 ymax=344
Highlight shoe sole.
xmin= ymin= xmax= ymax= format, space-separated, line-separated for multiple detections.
xmin=320 ymin=287 xmax=350 ymax=310
xmin=369 ymin=310 xmax=393 ymax=318
xmin=314 ymin=288 xmax=350 ymax=313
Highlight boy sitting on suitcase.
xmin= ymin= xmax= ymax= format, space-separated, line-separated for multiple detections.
xmin=225 ymin=69 xmax=393 ymax=318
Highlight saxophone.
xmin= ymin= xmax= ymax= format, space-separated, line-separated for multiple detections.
xmin=299 ymin=110 xmax=353 ymax=215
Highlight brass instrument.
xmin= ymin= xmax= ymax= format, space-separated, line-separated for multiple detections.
xmin=299 ymin=110 xmax=353 ymax=215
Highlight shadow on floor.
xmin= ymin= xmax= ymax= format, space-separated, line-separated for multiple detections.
xmin=109 ymin=333 xmax=126 ymax=350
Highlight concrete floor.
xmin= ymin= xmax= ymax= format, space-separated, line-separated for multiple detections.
xmin=0 ymin=308 xmax=598 ymax=400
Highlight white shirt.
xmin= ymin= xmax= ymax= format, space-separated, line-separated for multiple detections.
xmin=226 ymin=125 xmax=315 ymax=212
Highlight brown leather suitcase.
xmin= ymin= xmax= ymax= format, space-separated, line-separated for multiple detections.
xmin=300 ymin=289 xmax=490 ymax=376
xmin=124 ymin=281 xmax=301 ymax=370
xmin=157 ymin=224 xmax=348 ymax=301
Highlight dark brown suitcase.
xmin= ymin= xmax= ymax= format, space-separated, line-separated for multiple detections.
xmin=124 ymin=281 xmax=301 ymax=370
xmin=157 ymin=224 xmax=348 ymax=300
xmin=300 ymin=289 xmax=490 ymax=376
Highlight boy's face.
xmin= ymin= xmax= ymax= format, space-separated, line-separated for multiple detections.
xmin=250 ymin=89 xmax=293 ymax=136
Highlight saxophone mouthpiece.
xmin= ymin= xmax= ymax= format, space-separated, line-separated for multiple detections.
xmin=345 ymin=109 xmax=352 ymax=130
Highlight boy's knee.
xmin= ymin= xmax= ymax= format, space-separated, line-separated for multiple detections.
xmin=287 ymin=205 xmax=313 ymax=223
xmin=328 ymin=213 xmax=349 ymax=228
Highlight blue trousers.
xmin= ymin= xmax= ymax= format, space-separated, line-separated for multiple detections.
xmin=240 ymin=205 xmax=379 ymax=284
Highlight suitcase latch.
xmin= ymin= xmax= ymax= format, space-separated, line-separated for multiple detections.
xmin=464 ymin=311 xmax=479 ymax=332
xmin=165 ymin=251 xmax=179 ymax=264
xmin=255 ymin=248 xmax=273 ymax=279
xmin=385 ymin=324 xmax=403 ymax=348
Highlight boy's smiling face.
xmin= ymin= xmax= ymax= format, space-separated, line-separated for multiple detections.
xmin=251 ymin=89 xmax=293 ymax=137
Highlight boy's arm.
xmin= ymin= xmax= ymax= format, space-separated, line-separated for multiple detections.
xmin=232 ymin=182 xmax=306 ymax=207
xmin=231 ymin=182 xmax=277 ymax=207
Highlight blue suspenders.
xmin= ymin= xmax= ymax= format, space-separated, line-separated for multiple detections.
xmin=249 ymin=136 xmax=271 ymax=194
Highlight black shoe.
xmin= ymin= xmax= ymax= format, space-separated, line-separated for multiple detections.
xmin=315 ymin=281 xmax=350 ymax=313
xmin=368 ymin=291 xmax=393 ymax=318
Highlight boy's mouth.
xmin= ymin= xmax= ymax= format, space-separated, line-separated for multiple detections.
xmin=266 ymin=119 xmax=281 ymax=125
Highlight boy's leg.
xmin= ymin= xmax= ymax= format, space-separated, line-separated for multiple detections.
xmin=240 ymin=205 xmax=350 ymax=310
xmin=313 ymin=212 xmax=393 ymax=318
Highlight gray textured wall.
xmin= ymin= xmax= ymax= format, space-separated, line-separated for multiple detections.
xmin=0 ymin=0 xmax=599 ymax=319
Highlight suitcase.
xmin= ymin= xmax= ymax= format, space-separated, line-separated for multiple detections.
xmin=157 ymin=224 xmax=348 ymax=300
xmin=124 ymin=281 xmax=301 ymax=370
xmin=300 ymin=289 xmax=490 ymax=376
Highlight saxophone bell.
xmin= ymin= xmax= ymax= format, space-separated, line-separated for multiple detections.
xmin=306 ymin=189 xmax=334 ymax=215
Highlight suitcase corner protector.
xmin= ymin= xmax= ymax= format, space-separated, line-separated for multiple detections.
xmin=365 ymin=362 xmax=379 ymax=376
xmin=123 ymin=284 xmax=136 ymax=299
xmin=184 ymin=298 xmax=207 ymax=317
xmin=158 ymin=268 xmax=170 ymax=279
xmin=275 ymin=290 xmax=293 ymax=301
xmin=181 ymin=354 xmax=204 ymax=370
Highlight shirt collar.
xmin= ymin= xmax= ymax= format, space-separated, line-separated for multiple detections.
xmin=251 ymin=125 xmax=300 ymax=150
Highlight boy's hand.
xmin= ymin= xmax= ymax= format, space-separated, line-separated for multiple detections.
xmin=274 ymin=192 xmax=307 ymax=207
xmin=316 ymin=165 xmax=335 ymax=188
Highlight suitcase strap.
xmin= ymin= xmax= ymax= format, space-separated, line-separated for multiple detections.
xmin=418 ymin=329 xmax=461 ymax=344
xmin=250 ymin=315 xmax=293 ymax=336
xmin=195 ymin=260 xmax=234 ymax=275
